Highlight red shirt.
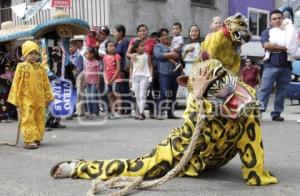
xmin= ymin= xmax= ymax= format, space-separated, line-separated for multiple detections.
xmin=241 ymin=65 xmax=260 ymax=88
xmin=103 ymin=53 xmax=122 ymax=83
xmin=129 ymin=37 xmax=156 ymax=55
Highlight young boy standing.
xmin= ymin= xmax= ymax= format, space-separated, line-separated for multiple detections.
xmin=170 ymin=22 xmax=184 ymax=72
xmin=8 ymin=41 xmax=54 ymax=149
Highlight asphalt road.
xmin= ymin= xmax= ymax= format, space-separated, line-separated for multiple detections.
xmin=1 ymin=101 xmax=300 ymax=196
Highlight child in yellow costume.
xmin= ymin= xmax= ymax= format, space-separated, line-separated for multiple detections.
xmin=50 ymin=58 xmax=278 ymax=186
xmin=8 ymin=41 xmax=54 ymax=149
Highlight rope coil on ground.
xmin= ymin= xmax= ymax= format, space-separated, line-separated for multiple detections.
xmin=87 ymin=100 xmax=205 ymax=196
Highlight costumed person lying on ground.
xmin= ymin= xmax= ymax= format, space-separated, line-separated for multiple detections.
xmin=50 ymin=53 xmax=278 ymax=186
xmin=7 ymin=41 xmax=54 ymax=149
xmin=201 ymin=13 xmax=252 ymax=75
xmin=263 ymin=18 xmax=300 ymax=62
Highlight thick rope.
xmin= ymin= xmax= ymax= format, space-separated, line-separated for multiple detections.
xmin=0 ymin=110 xmax=21 ymax=147
xmin=87 ymin=100 xmax=205 ymax=196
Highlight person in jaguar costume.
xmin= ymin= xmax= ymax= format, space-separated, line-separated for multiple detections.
xmin=50 ymin=55 xmax=278 ymax=186
xmin=201 ymin=13 xmax=252 ymax=75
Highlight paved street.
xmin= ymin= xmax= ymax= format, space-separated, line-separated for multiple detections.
xmin=1 ymin=97 xmax=300 ymax=196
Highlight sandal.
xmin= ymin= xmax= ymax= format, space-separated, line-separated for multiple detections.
xmin=23 ymin=142 xmax=38 ymax=149
xmin=50 ymin=160 xmax=79 ymax=179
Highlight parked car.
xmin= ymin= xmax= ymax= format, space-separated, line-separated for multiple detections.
xmin=286 ymin=61 xmax=300 ymax=105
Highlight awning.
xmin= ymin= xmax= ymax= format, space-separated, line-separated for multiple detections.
xmin=0 ymin=21 xmax=35 ymax=43
xmin=31 ymin=17 xmax=90 ymax=38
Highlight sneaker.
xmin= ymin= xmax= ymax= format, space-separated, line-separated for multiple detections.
xmin=134 ymin=114 xmax=140 ymax=120
xmin=173 ymin=63 xmax=182 ymax=72
xmin=272 ymin=116 xmax=284 ymax=121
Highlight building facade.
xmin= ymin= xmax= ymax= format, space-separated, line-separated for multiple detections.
xmin=2 ymin=0 xmax=229 ymax=37
xmin=228 ymin=0 xmax=275 ymax=58
xmin=107 ymin=0 xmax=228 ymax=36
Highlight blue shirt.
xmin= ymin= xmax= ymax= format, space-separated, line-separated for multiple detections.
xmin=153 ymin=43 xmax=181 ymax=75
xmin=115 ymin=38 xmax=129 ymax=72
xmin=70 ymin=51 xmax=84 ymax=72
xmin=261 ymin=28 xmax=292 ymax=68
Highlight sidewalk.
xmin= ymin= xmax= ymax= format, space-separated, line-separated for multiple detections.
xmin=262 ymin=94 xmax=300 ymax=121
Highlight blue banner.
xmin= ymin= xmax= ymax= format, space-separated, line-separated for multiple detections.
xmin=50 ymin=78 xmax=76 ymax=117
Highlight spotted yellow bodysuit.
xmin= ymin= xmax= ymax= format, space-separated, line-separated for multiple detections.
xmin=70 ymin=93 xmax=277 ymax=186
xmin=8 ymin=62 xmax=54 ymax=143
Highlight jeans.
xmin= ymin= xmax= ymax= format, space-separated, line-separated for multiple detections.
xmin=85 ymin=83 xmax=99 ymax=115
xmin=157 ymin=74 xmax=179 ymax=116
xmin=257 ymin=66 xmax=291 ymax=117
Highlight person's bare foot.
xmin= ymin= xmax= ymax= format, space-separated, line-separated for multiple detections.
xmin=23 ymin=142 xmax=38 ymax=149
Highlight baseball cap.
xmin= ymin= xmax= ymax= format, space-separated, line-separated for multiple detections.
xmin=70 ymin=35 xmax=85 ymax=42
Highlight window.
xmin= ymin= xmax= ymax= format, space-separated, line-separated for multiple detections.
xmin=248 ymin=8 xmax=269 ymax=37
xmin=191 ymin=0 xmax=215 ymax=8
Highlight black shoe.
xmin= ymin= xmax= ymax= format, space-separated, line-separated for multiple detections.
xmin=272 ymin=116 xmax=284 ymax=121
xmin=167 ymin=115 xmax=180 ymax=119
xmin=139 ymin=113 xmax=146 ymax=120
xmin=50 ymin=124 xmax=67 ymax=129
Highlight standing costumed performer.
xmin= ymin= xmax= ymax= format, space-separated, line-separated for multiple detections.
xmin=50 ymin=55 xmax=278 ymax=189
xmin=201 ymin=13 xmax=252 ymax=74
xmin=7 ymin=41 xmax=54 ymax=149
